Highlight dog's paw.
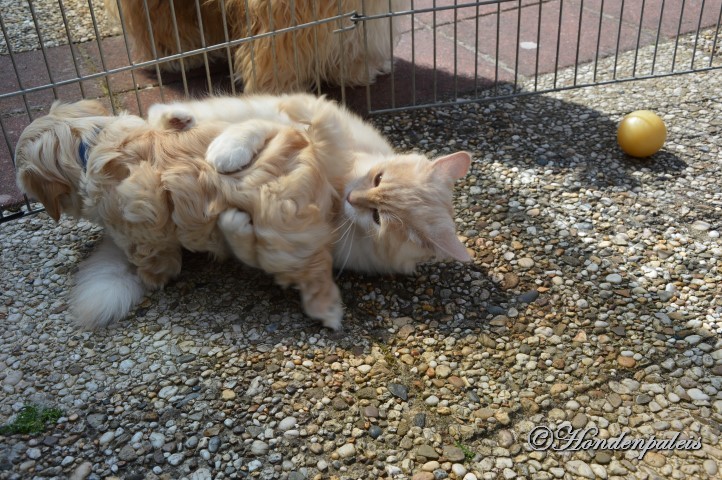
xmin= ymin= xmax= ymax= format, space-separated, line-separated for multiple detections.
xmin=218 ymin=209 xmax=253 ymax=235
xmin=206 ymin=134 xmax=254 ymax=173
xmin=147 ymin=104 xmax=196 ymax=131
xmin=165 ymin=111 xmax=196 ymax=131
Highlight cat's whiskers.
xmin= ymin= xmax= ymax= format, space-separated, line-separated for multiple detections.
xmin=385 ymin=211 xmax=405 ymax=227
xmin=335 ymin=219 xmax=355 ymax=279
xmin=330 ymin=216 xmax=352 ymax=237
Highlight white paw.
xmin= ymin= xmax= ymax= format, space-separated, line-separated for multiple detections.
xmin=164 ymin=111 xmax=196 ymax=131
xmin=319 ymin=303 xmax=344 ymax=331
xmin=206 ymin=134 xmax=254 ymax=173
xmin=147 ymin=103 xmax=168 ymax=127
xmin=218 ymin=209 xmax=252 ymax=235
xmin=147 ymin=105 xmax=196 ymax=131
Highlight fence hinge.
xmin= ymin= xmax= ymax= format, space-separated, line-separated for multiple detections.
xmin=333 ymin=12 xmax=365 ymax=33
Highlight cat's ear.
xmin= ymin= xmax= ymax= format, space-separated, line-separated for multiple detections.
xmin=431 ymin=151 xmax=471 ymax=181
xmin=435 ymin=227 xmax=472 ymax=262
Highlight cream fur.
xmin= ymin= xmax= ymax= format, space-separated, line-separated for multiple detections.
xmin=15 ymin=99 xmax=350 ymax=330
xmin=105 ymin=0 xmax=409 ymax=93
xmin=148 ymin=93 xmax=473 ymax=277
xmin=16 ymin=94 xmax=471 ymax=331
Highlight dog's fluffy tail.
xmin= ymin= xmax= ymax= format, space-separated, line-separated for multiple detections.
xmin=71 ymin=238 xmax=146 ymax=329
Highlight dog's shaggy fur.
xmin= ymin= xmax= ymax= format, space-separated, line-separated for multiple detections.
xmin=15 ymin=99 xmax=349 ymax=330
xmin=104 ymin=0 xmax=408 ymax=93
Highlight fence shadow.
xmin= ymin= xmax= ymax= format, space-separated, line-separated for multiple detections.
xmin=112 ymin=55 xmax=692 ymax=343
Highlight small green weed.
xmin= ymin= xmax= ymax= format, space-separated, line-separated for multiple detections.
xmin=455 ymin=441 xmax=476 ymax=463
xmin=0 ymin=404 xmax=63 ymax=435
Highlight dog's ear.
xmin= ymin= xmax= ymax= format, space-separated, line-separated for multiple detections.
xmin=18 ymin=169 xmax=70 ymax=222
xmin=49 ymin=99 xmax=109 ymax=118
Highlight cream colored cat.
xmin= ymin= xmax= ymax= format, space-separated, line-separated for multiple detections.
xmin=148 ymin=93 xmax=473 ymax=280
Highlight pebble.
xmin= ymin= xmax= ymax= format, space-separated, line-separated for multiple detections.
xmin=565 ymin=460 xmax=595 ymax=479
xmin=221 ymin=389 xmax=236 ymax=400
xmin=336 ymin=443 xmax=356 ymax=459
xmin=691 ymin=220 xmax=711 ymax=231
xmin=190 ymin=468 xmax=213 ymax=480
xmin=149 ymin=432 xmax=165 ymax=449
xmin=69 ymin=462 xmax=93 ymax=480
xmin=26 ymin=448 xmax=41 ymax=459
xmin=518 ymin=258 xmax=535 ymax=268
xmin=687 ymin=388 xmax=710 ymax=401
xmin=412 ymin=473 xmax=434 ymax=480
xmin=498 ymin=430 xmax=514 ymax=448
xmin=278 ymin=416 xmax=297 ymax=431
xmin=417 ymin=445 xmax=440 ymax=460
xmin=442 ymin=445 xmax=466 ymax=463
xmin=158 ymin=386 xmax=178 ymax=399
xmin=98 ymin=431 xmax=114 ymax=445
xmin=435 ymin=365 xmax=451 ymax=378
xmin=617 ymin=355 xmax=636 ymax=368
xmin=703 ymin=459 xmax=718 ymax=476
xmin=0 ymin=40 xmax=720 ymax=480
xmin=388 ymin=383 xmax=408 ymax=401
xmin=251 ymin=440 xmax=269 ymax=455
xmin=645 ymin=452 xmax=666 ymax=467
xmin=86 ymin=413 xmax=107 ymax=429
xmin=518 ymin=290 xmax=539 ymax=303
xmin=3 ymin=370 xmax=23 ymax=386
xmin=452 ymin=464 xmax=467 ymax=477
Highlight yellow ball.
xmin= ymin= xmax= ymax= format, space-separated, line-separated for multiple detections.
xmin=617 ymin=110 xmax=667 ymax=158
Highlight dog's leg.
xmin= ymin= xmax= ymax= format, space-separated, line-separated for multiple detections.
xmin=218 ymin=208 xmax=258 ymax=268
xmin=205 ymin=120 xmax=285 ymax=173
xmin=147 ymin=104 xmax=197 ymax=131
xmin=131 ymin=243 xmax=183 ymax=289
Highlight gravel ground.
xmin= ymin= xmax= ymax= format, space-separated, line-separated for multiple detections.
xmin=1 ymin=30 xmax=722 ymax=480
xmin=0 ymin=0 xmax=117 ymax=55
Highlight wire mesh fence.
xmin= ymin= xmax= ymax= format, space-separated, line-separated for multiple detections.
xmin=1 ymin=0 xmax=721 ymax=223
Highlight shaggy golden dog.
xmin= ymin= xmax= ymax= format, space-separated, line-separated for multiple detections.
xmin=104 ymin=0 xmax=408 ymax=93
xmin=14 ymin=99 xmax=348 ymax=330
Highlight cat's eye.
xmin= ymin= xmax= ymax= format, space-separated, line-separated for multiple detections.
xmin=373 ymin=172 xmax=383 ymax=187
xmin=372 ymin=209 xmax=381 ymax=225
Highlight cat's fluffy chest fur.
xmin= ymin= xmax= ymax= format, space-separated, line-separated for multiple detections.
xmin=148 ymin=93 xmax=472 ymax=278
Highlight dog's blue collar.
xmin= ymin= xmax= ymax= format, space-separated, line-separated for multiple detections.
xmin=78 ymin=127 xmax=102 ymax=172
xmin=78 ymin=141 xmax=90 ymax=171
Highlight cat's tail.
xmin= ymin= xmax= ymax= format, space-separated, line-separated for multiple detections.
xmin=71 ymin=238 xmax=147 ymax=329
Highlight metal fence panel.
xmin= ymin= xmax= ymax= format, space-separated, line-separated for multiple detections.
xmin=1 ymin=0 xmax=721 ymax=223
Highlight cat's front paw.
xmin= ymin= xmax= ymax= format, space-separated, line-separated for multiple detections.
xmin=317 ymin=303 xmax=344 ymax=331
xmin=302 ymin=290 xmax=344 ymax=331
xmin=206 ymin=134 xmax=254 ymax=173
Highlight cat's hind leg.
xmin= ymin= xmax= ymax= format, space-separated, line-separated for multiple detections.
xmin=205 ymin=120 xmax=285 ymax=173
xmin=218 ymin=208 xmax=259 ymax=268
